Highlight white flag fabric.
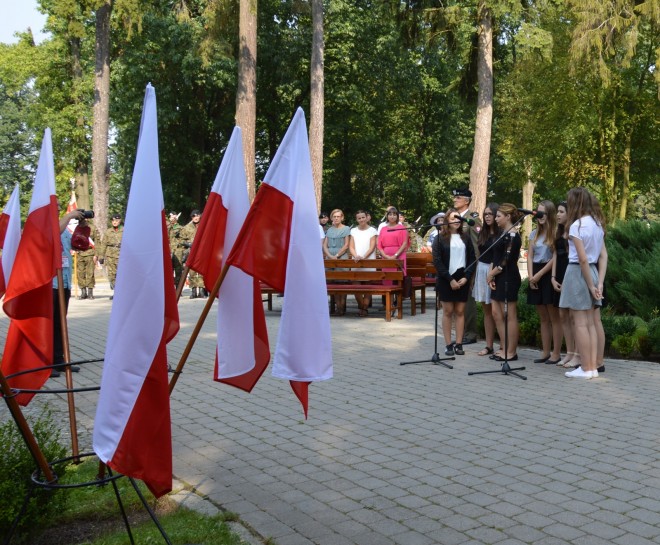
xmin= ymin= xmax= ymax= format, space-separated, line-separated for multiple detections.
xmin=0 ymin=185 xmax=21 ymax=297
xmin=226 ymin=108 xmax=333 ymax=416
xmin=93 ymin=84 xmax=179 ymax=497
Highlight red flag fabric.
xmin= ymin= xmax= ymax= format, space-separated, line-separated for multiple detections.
xmin=1 ymin=130 xmax=61 ymax=406
xmin=0 ymin=185 xmax=21 ymax=298
xmin=226 ymin=109 xmax=332 ymax=417
xmin=186 ymin=126 xmax=270 ymax=391
xmin=93 ymin=84 xmax=179 ymax=497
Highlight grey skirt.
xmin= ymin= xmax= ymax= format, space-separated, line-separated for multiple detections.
xmin=472 ymin=261 xmax=492 ymax=304
xmin=558 ymin=263 xmax=601 ymax=310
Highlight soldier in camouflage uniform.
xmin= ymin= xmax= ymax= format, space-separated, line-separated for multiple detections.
xmin=167 ymin=212 xmax=185 ymax=288
xmin=180 ymin=209 xmax=206 ymax=298
xmin=98 ymin=214 xmax=124 ymax=300
xmin=399 ymin=213 xmax=422 ymax=253
xmin=76 ymin=219 xmax=101 ymax=300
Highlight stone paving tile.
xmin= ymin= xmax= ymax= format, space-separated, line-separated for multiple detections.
xmin=3 ymin=288 xmax=660 ymax=545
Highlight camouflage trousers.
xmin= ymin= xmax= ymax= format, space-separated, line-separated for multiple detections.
xmin=76 ymin=255 xmax=96 ymax=288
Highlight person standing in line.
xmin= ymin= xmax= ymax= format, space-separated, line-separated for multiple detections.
xmin=181 ymin=209 xmax=206 ymax=298
xmin=451 ymin=187 xmax=481 ymax=344
xmin=561 ymin=188 xmax=606 ymax=379
xmin=75 ymin=218 xmax=100 ymax=300
xmin=323 ymin=208 xmax=351 ymax=315
xmin=167 ymin=211 xmax=185 ymax=288
xmin=473 ymin=203 xmax=500 ymax=357
xmin=51 ymin=208 xmax=86 ymax=378
xmin=433 ymin=209 xmax=475 ymax=356
xmin=487 ymin=204 xmax=522 ymax=361
xmin=422 ymin=212 xmax=445 ymax=253
xmin=377 ymin=206 xmax=410 ymax=317
xmin=526 ymin=200 xmax=562 ymax=365
xmin=319 ymin=212 xmax=330 ymax=233
xmin=98 ymin=213 xmax=123 ymax=301
xmin=349 ymin=209 xmax=378 ymax=317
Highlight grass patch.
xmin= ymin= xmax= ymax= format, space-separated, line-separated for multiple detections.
xmin=25 ymin=459 xmax=251 ymax=545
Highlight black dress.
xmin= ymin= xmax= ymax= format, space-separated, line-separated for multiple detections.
xmin=432 ymin=233 xmax=476 ymax=303
xmin=491 ymin=232 xmax=522 ymax=302
xmin=552 ymin=236 xmax=569 ymax=307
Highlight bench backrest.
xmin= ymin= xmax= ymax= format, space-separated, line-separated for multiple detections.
xmin=324 ymin=258 xmax=404 ymax=283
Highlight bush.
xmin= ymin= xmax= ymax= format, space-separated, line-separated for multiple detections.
xmin=0 ymin=408 xmax=67 ymax=542
xmin=648 ymin=317 xmax=660 ymax=354
xmin=601 ymin=313 xmax=638 ymax=349
xmin=605 ymin=220 xmax=660 ymax=321
xmin=517 ymin=279 xmax=541 ymax=347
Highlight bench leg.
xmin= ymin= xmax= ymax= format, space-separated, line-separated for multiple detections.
xmin=268 ymin=293 xmax=272 ymax=311
xmin=397 ymin=292 xmax=403 ymax=319
xmin=421 ymin=288 xmax=426 ymax=314
xmin=385 ymin=292 xmax=391 ymax=322
xmin=411 ymin=291 xmax=416 ymax=316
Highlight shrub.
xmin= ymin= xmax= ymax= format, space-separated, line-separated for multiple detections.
xmin=605 ymin=220 xmax=660 ymax=321
xmin=600 ymin=313 xmax=637 ymax=349
xmin=0 ymin=408 xmax=67 ymax=542
xmin=517 ymin=279 xmax=541 ymax=347
xmin=648 ymin=317 xmax=660 ymax=354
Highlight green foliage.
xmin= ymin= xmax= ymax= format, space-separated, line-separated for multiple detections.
xmin=0 ymin=408 xmax=67 ymax=542
xmin=648 ymin=317 xmax=660 ymax=354
xmin=605 ymin=220 xmax=660 ymax=320
xmin=516 ymin=279 xmax=541 ymax=347
xmin=600 ymin=312 xmax=638 ymax=349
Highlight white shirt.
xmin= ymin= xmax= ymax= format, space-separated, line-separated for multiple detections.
xmin=350 ymin=226 xmax=377 ymax=258
xmin=449 ymin=234 xmax=466 ymax=275
xmin=568 ymin=215 xmax=604 ymax=263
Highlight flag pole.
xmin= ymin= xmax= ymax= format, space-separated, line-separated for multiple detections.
xmin=56 ymin=270 xmax=80 ymax=461
xmin=0 ymin=369 xmax=55 ymax=482
xmin=168 ymin=263 xmax=230 ymax=394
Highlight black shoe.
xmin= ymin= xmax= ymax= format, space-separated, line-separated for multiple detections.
xmin=454 ymin=344 xmax=465 ymax=355
xmin=533 ymin=355 xmax=550 ymax=363
xmin=494 ymin=354 xmax=518 ymax=362
xmin=444 ymin=343 xmax=455 ymax=356
xmin=78 ymin=287 xmax=87 ymax=300
xmin=87 ymin=288 xmax=94 ymax=300
xmin=546 ymin=358 xmax=561 ymax=365
xmin=597 ymin=365 xmax=605 ymax=373
xmin=461 ymin=337 xmax=477 ymax=345
xmin=68 ymin=365 xmax=80 ymax=373
xmin=50 ymin=369 xmax=61 ymax=378
xmin=55 ymin=364 xmax=80 ymax=373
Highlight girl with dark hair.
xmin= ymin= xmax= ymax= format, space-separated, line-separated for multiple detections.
xmin=473 ymin=203 xmax=500 ymax=356
xmin=433 ymin=209 xmax=476 ymax=356
xmin=377 ymin=206 xmax=409 ymax=316
xmin=487 ymin=203 xmax=522 ymax=361
xmin=560 ymin=187 xmax=606 ymax=379
xmin=349 ymin=209 xmax=378 ymax=316
xmin=527 ymin=200 xmax=562 ymax=364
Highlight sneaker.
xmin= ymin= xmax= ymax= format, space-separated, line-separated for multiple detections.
xmin=565 ymin=366 xmax=592 ymax=379
xmin=597 ymin=365 xmax=605 ymax=373
xmin=49 ymin=369 xmax=61 ymax=378
xmin=454 ymin=344 xmax=465 ymax=355
xmin=444 ymin=344 xmax=455 ymax=356
xmin=591 ymin=369 xmax=599 ymax=378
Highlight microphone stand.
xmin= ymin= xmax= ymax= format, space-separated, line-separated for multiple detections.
xmin=400 ymin=222 xmax=455 ymax=368
xmin=468 ymin=214 xmax=528 ymax=380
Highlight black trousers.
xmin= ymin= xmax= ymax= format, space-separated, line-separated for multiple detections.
xmin=53 ymin=288 xmax=71 ymax=365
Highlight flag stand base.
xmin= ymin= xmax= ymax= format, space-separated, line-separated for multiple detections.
xmin=4 ymin=452 xmax=173 ymax=545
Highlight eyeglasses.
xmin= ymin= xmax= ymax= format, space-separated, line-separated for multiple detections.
xmin=483 ymin=212 xmax=493 ymax=216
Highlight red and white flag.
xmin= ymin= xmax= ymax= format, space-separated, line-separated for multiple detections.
xmin=186 ymin=126 xmax=270 ymax=390
xmin=93 ymin=84 xmax=179 ymax=497
xmin=0 ymin=185 xmax=22 ymax=298
xmin=66 ymin=190 xmax=78 ymax=233
xmin=226 ymin=108 xmax=332 ymax=417
xmin=1 ymin=129 xmax=61 ymax=406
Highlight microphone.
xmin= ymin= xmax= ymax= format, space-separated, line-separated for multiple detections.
xmin=456 ymin=216 xmax=475 ymax=226
xmin=518 ymin=208 xmax=545 ymax=218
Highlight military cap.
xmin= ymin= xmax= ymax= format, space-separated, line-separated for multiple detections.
xmin=452 ymin=187 xmax=472 ymax=199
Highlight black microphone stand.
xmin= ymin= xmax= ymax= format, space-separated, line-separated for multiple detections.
xmin=400 ymin=223 xmax=454 ymax=368
xmin=468 ymin=214 xmax=528 ymax=380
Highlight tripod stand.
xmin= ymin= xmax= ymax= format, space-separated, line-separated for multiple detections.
xmin=468 ymin=216 xmax=527 ymax=380
xmin=400 ymin=290 xmax=455 ymax=368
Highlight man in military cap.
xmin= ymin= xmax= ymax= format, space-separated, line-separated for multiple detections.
xmin=452 ymin=187 xmax=482 ymax=344
xmin=167 ymin=211 xmax=185 ymax=288
xmin=180 ymin=209 xmax=206 ymax=298
xmin=98 ymin=214 xmax=123 ymax=300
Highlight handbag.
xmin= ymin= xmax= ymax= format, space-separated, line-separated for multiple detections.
xmin=71 ymin=224 xmax=91 ymax=251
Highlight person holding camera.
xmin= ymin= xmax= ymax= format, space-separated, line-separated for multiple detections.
xmin=74 ymin=216 xmax=101 ymax=300
xmin=98 ymin=214 xmax=123 ymax=300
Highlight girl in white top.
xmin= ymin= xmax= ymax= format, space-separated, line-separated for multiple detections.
xmin=349 ymin=210 xmax=378 ymax=316
xmin=560 ymin=187 xmax=607 ymax=379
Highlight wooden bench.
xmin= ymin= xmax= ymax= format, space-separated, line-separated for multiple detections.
xmin=324 ymin=258 xmax=404 ymax=321
xmin=405 ymin=253 xmax=435 ymax=315
xmin=261 ymin=258 xmax=405 ymax=321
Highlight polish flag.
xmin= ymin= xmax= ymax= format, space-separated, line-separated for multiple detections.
xmin=1 ymin=129 xmax=61 ymax=406
xmin=0 ymin=185 xmax=22 ymax=298
xmin=226 ymin=108 xmax=332 ymax=417
xmin=93 ymin=84 xmax=179 ymax=497
xmin=66 ymin=190 xmax=78 ymax=233
xmin=186 ymin=126 xmax=270 ymax=390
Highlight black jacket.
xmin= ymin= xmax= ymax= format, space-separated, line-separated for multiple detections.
xmin=432 ymin=232 xmax=476 ymax=283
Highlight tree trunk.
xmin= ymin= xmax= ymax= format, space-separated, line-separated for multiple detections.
xmin=70 ymin=35 xmax=90 ymax=210
xmin=236 ymin=0 xmax=257 ymax=202
xmin=309 ymin=0 xmax=325 ymax=212
xmin=92 ymin=1 xmax=112 ymax=237
xmin=468 ymin=1 xmax=492 ymax=217
xmin=619 ymin=131 xmax=631 ymax=220
xmin=522 ymin=167 xmax=535 ymax=244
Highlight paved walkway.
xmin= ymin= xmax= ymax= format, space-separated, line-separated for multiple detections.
xmin=2 ymin=284 xmax=660 ymax=545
